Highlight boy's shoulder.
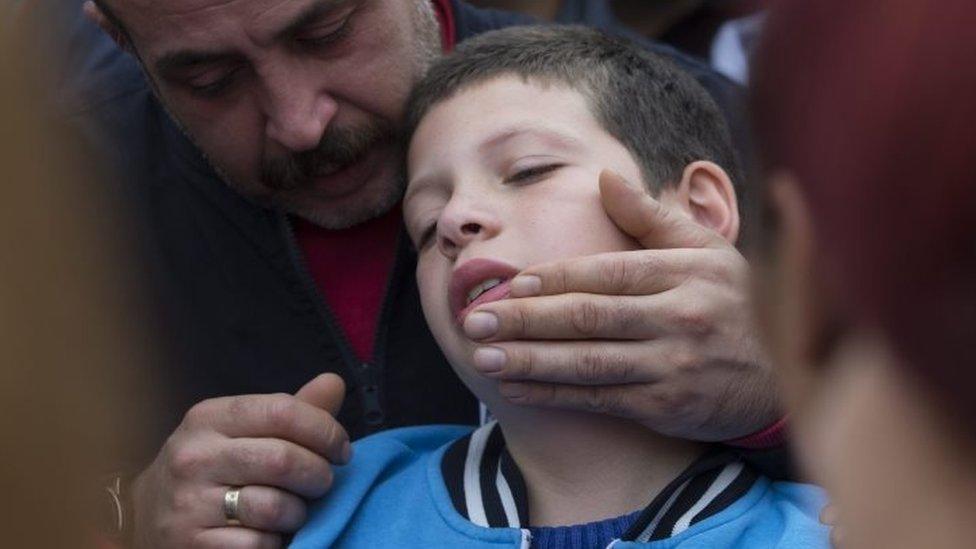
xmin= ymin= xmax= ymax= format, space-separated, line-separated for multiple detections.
xmin=290 ymin=424 xmax=526 ymax=549
xmin=613 ymin=479 xmax=829 ymax=549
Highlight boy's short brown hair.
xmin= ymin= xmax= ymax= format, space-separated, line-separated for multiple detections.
xmin=404 ymin=25 xmax=741 ymax=193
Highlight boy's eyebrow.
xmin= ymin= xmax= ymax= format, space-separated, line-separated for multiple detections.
xmin=478 ymin=125 xmax=586 ymax=154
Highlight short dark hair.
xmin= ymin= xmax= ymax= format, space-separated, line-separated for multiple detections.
xmin=404 ymin=25 xmax=741 ymax=193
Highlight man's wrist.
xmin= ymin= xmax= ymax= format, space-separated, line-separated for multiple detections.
xmin=724 ymin=416 xmax=788 ymax=449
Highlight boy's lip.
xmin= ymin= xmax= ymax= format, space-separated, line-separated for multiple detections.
xmin=449 ymin=258 xmax=521 ymax=324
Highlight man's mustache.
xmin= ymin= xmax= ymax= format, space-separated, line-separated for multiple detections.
xmin=261 ymin=121 xmax=396 ymax=191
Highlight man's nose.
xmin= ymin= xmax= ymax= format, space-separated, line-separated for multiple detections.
xmin=261 ymin=67 xmax=338 ymax=152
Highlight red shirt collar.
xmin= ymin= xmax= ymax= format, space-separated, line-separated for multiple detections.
xmin=432 ymin=0 xmax=457 ymax=51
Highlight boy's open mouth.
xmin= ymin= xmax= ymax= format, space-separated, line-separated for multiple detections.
xmin=449 ymin=258 xmax=521 ymax=324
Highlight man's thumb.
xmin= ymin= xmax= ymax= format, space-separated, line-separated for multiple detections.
xmin=295 ymin=373 xmax=346 ymax=417
xmin=599 ymin=169 xmax=721 ymax=249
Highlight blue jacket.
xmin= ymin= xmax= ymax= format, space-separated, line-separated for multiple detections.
xmin=291 ymin=425 xmax=827 ymax=548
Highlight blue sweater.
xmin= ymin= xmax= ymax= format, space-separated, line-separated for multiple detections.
xmin=291 ymin=425 xmax=828 ymax=548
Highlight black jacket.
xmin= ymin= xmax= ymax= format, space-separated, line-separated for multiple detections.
xmin=62 ymin=1 xmax=757 ymax=468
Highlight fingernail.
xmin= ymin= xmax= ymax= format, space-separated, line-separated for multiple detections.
xmin=464 ymin=311 xmax=498 ymax=340
xmin=341 ymin=440 xmax=353 ymax=463
xmin=473 ymin=347 xmax=507 ymax=374
xmin=509 ymin=275 xmax=542 ymax=297
xmin=499 ymin=382 xmax=528 ymax=400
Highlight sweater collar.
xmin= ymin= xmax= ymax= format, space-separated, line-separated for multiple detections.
xmin=440 ymin=421 xmax=758 ymax=541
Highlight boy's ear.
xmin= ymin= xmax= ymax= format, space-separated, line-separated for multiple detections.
xmin=83 ymin=1 xmax=130 ymax=52
xmin=672 ymin=160 xmax=740 ymax=243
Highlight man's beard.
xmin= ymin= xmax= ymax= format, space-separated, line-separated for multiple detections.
xmin=262 ymin=120 xmax=392 ymax=192
xmin=259 ymin=118 xmax=404 ymax=229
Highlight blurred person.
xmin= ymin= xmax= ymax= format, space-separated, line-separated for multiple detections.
xmin=0 ymin=17 xmax=153 ymax=549
xmin=54 ymin=0 xmax=782 ymax=546
xmin=751 ymin=0 xmax=976 ymax=547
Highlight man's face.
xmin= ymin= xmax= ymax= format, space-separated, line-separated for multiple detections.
xmin=112 ymin=0 xmax=440 ymax=228
xmin=403 ymin=76 xmax=647 ymax=402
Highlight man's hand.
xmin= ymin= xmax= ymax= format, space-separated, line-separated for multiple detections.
xmin=465 ymin=171 xmax=779 ymax=441
xmin=130 ymin=374 xmax=350 ymax=548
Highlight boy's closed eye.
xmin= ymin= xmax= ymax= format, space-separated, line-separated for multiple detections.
xmin=505 ymin=162 xmax=566 ymax=185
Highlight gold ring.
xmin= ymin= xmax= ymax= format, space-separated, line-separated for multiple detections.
xmin=223 ymin=487 xmax=243 ymax=526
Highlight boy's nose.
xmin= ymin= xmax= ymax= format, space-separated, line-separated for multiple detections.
xmin=437 ymin=200 xmax=500 ymax=259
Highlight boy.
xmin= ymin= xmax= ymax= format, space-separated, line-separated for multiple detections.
xmin=291 ymin=26 xmax=827 ymax=548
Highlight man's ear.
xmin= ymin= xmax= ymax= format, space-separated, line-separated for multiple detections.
xmin=671 ymin=160 xmax=740 ymax=243
xmin=83 ymin=1 xmax=130 ymax=52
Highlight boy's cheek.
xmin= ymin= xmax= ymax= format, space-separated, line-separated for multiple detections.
xmin=416 ymin=256 xmax=452 ymax=336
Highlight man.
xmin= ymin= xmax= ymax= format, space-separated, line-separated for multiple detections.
xmin=61 ymin=0 xmax=780 ymax=546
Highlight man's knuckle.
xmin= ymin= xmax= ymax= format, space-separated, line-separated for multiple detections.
xmin=653 ymin=387 xmax=700 ymax=419
xmin=255 ymin=493 xmax=288 ymax=526
xmin=574 ymin=350 xmax=603 ymax=382
xmin=570 ymin=300 xmax=604 ymax=335
xmin=167 ymin=444 xmax=210 ymax=479
xmin=315 ymin=464 xmax=335 ymax=495
xmin=583 ymin=387 xmax=622 ymax=415
xmin=265 ymin=394 xmax=300 ymax=433
xmin=182 ymin=400 xmax=215 ymax=429
xmin=608 ymin=352 xmax=637 ymax=382
xmin=674 ymin=305 xmax=714 ymax=337
xmin=510 ymin=347 xmax=534 ymax=378
xmin=670 ymin=345 xmax=703 ymax=375
xmin=263 ymin=444 xmax=296 ymax=480
xmin=575 ymin=349 xmax=630 ymax=383
xmin=599 ymin=256 xmax=631 ymax=293
xmin=557 ymin=265 xmax=570 ymax=293
xmin=319 ymin=419 xmax=343 ymax=451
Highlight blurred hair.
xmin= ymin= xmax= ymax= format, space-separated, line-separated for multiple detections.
xmin=404 ymin=25 xmax=741 ymax=193
xmin=752 ymin=0 xmax=976 ymax=433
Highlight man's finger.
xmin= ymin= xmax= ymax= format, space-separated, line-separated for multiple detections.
xmin=496 ymin=381 xmax=640 ymax=420
xmin=295 ymin=373 xmax=346 ymax=417
xmin=183 ymin=394 xmax=351 ymax=464
xmin=199 ymin=485 xmax=306 ymax=532
xmin=465 ymin=293 xmax=667 ymax=341
xmin=600 ymin=170 xmax=726 ymax=250
xmin=194 ymin=527 xmax=282 ymax=549
xmin=213 ymin=438 xmax=334 ymax=498
xmin=509 ymin=248 xmax=719 ymax=298
xmin=472 ymin=341 xmax=668 ymax=385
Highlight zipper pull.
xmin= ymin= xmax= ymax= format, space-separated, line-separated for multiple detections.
xmin=358 ymin=363 xmax=385 ymax=427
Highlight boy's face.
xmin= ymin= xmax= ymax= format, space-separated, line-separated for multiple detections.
xmin=404 ymin=76 xmax=648 ymax=402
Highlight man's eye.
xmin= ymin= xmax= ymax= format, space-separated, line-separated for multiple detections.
xmin=296 ymin=16 xmax=352 ymax=48
xmin=186 ymin=67 xmax=242 ymax=97
xmin=506 ymin=163 xmax=564 ymax=184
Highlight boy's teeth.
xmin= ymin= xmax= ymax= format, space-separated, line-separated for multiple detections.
xmin=466 ymin=278 xmax=502 ymax=305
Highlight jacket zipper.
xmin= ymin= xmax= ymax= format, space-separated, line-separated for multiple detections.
xmin=278 ymin=213 xmax=405 ymax=432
